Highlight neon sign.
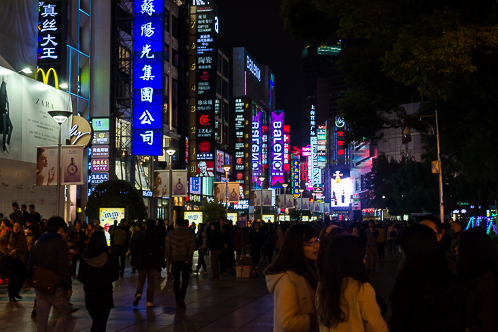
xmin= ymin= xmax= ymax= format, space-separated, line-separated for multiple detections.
xmin=252 ymin=108 xmax=262 ymax=181
xmin=246 ymin=55 xmax=261 ymax=82
xmin=270 ymin=110 xmax=284 ymax=187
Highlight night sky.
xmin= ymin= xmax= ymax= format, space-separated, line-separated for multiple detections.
xmin=213 ymin=0 xmax=305 ymax=146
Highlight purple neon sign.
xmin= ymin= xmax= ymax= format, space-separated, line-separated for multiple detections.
xmin=270 ymin=110 xmax=284 ymax=187
xmin=252 ymin=108 xmax=262 ymax=182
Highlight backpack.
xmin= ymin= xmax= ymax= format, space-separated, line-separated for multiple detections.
xmin=390 ymin=229 xmax=397 ymax=238
xmin=113 ymin=227 xmax=127 ymax=246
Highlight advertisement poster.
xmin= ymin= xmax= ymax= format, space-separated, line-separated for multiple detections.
xmin=99 ymin=207 xmax=126 ymax=245
xmin=238 ymin=215 xmax=247 ymax=228
xmin=262 ymin=214 xmax=275 ymax=223
xmin=302 ymin=216 xmax=309 ymax=221
xmin=227 ymin=182 xmax=240 ymax=202
xmin=190 ymin=177 xmax=201 ymax=195
xmin=213 ymin=182 xmax=226 ymax=203
xmin=276 ymin=195 xmax=285 ymax=209
xmin=61 ymin=145 xmax=84 ymax=185
xmin=331 ymin=174 xmax=351 ymax=207
xmin=250 ymin=190 xmax=261 ymax=207
xmin=227 ymin=212 xmax=238 ymax=224
xmin=301 ymin=198 xmax=310 ymax=210
xmin=153 ymin=170 xmax=169 ymax=198
xmin=35 ymin=146 xmax=58 ymax=186
xmin=312 ymin=201 xmax=323 ymax=213
xmin=262 ymin=189 xmax=273 ymax=206
xmin=184 ymin=211 xmax=203 ymax=227
xmin=172 ymin=170 xmax=187 ymax=197
xmin=216 ymin=150 xmax=225 ymax=173
xmin=196 ymin=161 xmax=215 ymax=177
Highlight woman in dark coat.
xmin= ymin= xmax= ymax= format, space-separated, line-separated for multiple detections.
xmin=78 ymin=230 xmax=119 ymax=332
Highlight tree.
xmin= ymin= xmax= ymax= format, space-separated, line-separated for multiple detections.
xmin=85 ymin=180 xmax=148 ymax=220
xmin=201 ymin=198 xmax=226 ymax=224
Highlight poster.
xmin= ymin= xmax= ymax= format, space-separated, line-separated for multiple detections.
xmin=184 ymin=211 xmax=203 ymax=227
xmin=301 ymin=198 xmax=310 ymax=210
xmin=262 ymin=189 xmax=273 ymax=206
xmin=99 ymin=207 xmax=126 ymax=245
xmin=284 ymin=195 xmax=295 ymax=209
xmin=153 ymin=170 xmax=169 ymax=197
xmin=35 ymin=146 xmax=58 ymax=186
xmin=172 ymin=170 xmax=187 ymax=197
xmin=276 ymin=195 xmax=285 ymax=209
xmin=196 ymin=161 xmax=214 ymax=177
xmin=302 ymin=216 xmax=309 ymax=221
xmin=227 ymin=212 xmax=238 ymax=224
xmin=262 ymin=214 xmax=275 ymax=223
xmin=190 ymin=177 xmax=201 ymax=195
xmin=213 ymin=182 xmax=226 ymax=203
xmin=250 ymin=190 xmax=261 ymax=206
xmin=227 ymin=182 xmax=240 ymax=202
xmin=61 ymin=145 xmax=84 ymax=185
xmin=216 ymin=150 xmax=225 ymax=173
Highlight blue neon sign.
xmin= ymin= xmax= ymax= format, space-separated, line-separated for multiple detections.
xmin=132 ymin=0 xmax=164 ymax=156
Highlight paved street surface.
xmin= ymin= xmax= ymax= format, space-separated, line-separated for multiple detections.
xmin=0 ymin=252 xmax=400 ymax=331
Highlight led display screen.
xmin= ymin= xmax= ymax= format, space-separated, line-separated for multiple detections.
xmin=331 ymin=174 xmax=351 ymax=207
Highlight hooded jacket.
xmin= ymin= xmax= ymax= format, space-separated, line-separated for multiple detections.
xmin=77 ymin=250 xmax=119 ymax=292
xmin=266 ymin=270 xmax=318 ymax=332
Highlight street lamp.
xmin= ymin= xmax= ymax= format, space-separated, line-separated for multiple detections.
xmin=258 ymin=176 xmax=265 ymax=220
xmin=223 ymin=165 xmax=231 ymax=208
xmin=48 ymin=110 xmax=72 ymax=217
xmin=299 ymin=189 xmax=305 ymax=220
xmin=164 ymin=148 xmax=176 ymax=223
xmin=282 ymin=183 xmax=288 ymax=194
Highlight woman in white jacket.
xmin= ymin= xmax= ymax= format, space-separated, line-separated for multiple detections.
xmin=265 ymin=224 xmax=320 ymax=332
xmin=316 ymin=235 xmax=388 ymax=332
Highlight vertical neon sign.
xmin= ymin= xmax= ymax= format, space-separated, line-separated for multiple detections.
xmin=252 ymin=106 xmax=262 ymax=185
xmin=270 ymin=110 xmax=284 ymax=187
xmin=132 ymin=0 xmax=164 ymax=156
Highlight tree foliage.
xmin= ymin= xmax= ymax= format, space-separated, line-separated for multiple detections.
xmin=201 ymin=198 xmax=226 ymax=224
xmin=85 ymin=180 xmax=148 ymax=220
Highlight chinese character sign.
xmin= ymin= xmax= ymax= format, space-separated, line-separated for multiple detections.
xmin=132 ymin=0 xmax=164 ymax=156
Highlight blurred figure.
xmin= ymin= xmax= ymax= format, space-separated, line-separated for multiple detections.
xmin=365 ymin=220 xmax=378 ymax=272
xmin=387 ymin=223 xmax=398 ymax=257
xmin=390 ymin=224 xmax=465 ymax=332
xmin=78 ymin=230 xmax=119 ymax=332
xmin=265 ymin=224 xmax=320 ymax=332
xmin=111 ymin=219 xmax=131 ymax=277
xmin=248 ymin=222 xmax=265 ymax=267
xmin=376 ymin=222 xmax=387 ymax=261
xmin=0 ymin=219 xmax=13 ymax=284
xmin=316 ymin=235 xmax=388 ymax=331
xmin=0 ymin=220 xmax=27 ymax=302
xmin=70 ymin=221 xmax=87 ymax=275
xmin=194 ymin=223 xmax=207 ymax=273
xmin=128 ymin=222 xmax=143 ymax=273
xmin=209 ymin=222 xmax=222 ymax=281
xmin=457 ymin=228 xmax=498 ymax=331
xmin=447 ymin=221 xmax=462 ymax=261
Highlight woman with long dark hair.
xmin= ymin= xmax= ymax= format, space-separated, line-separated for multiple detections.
xmin=316 ymin=235 xmax=387 ymax=331
xmin=265 ymin=224 xmax=320 ymax=332
xmin=390 ymin=224 xmax=466 ymax=332
xmin=457 ymin=228 xmax=498 ymax=331
xmin=78 ymin=230 xmax=119 ymax=332
xmin=317 ymin=226 xmax=346 ymax=278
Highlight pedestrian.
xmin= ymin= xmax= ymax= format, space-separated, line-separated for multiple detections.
xmin=447 ymin=220 xmax=462 ymax=261
xmin=376 ymin=221 xmax=387 ymax=261
xmin=78 ymin=230 xmax=119 ymax=332
xmin=132 ymin=219 xmax=161 ymax=307
xmin=364 ymin=220 xmax=378 ymax=272
xmin=86 ymin=222 xmax=95 ymax=245
xmin=274 ymin=224 xmax=286 ymax=254
xmin=9 ymin=202 xmax=23 ymax=225
xmin=165 ymin=223 xmax=174 ymax=280
xmin=0 ymin=219 xmax=27 ymax=302
xmin=316 ymin=235 xmax=388 ymax=331
xmin=69 ymin=221 xmax=87 ymax=275
xmin=165 ymin=218 xmax=196 ymax=309
xmin=128 ymin=222 xmax=142 ymax=273
xmin=27 ymin=216 xmax=73 ymax=332
xmin=28 ymin=204 xmax=41 ymax=224
xmin=220 ymin=217 xmax=229 ymax=274
xmin=21 ymin=204 xmax=30 ymax=224
xmin=110 ymin=219 xmax=131 ymax=277
xmin=194 ymin=223 xmax=207 ymax=273
xmin=457 ymin=228 xmax=498 ymax=331
xmin=317 ymin=226 xmax=346 ymax=277
xmin=154 ymin=219 xmax=167 ymax=279
xmin=264 ymin=224 xmax=276 ymax=263
xmin=265 ymin=224 xmax=320 ymax=332
xmin=390 ymin=224 xmax=466 ymax=332
xmin=387 ymin=223 xmax=397 ymax=257
xmin=248 ymin=222 xmax=265 ymax=268
xmin=0 ymin=218 xmax=13 ymax=284
xmin=209 ymin=222 xmax=222 ymax=280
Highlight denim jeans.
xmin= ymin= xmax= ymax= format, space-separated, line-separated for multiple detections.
xmin=172 ymin=261 xmax=192 ymax=302
xmin=35 ymin=287 xmax=71 ymax=332
xmin=136 ymin=268 xmax=156 ymax=303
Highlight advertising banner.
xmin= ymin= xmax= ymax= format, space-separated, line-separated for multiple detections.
xmin=227 ymin=182 xmax=240 ymax=202
xmin=262 ymin=215 xmax=275 ymax=223
xmin=171 ymin=170 xmax=187 ymax=197
xmin=270 ymin=110 xmax=284 ymax=187
xmin=250 ymin=190 xmax=261 ymax=207
xmin=184 ymin=211 xmax=203 ymax=227
xmin=61 ymin=145 xmax=84 ymax=185
xmin=262 ymin=189 xmax=272 ymax=206
xmin=196 ymin=161 xmax=215 ymax=177
xmin=213 ymin=182 xmax=226 ymax=203
xmin=227 ymin=212 xmax=238 ymax=224
xmin=284 ymin=195 xmax=295 ymax=209
xmin=153 ymin=170 xmax=169 ymax=197
xmin=99 ymin=207 xmax=126 ymax=245
xmin=35 ymin=146 xmax=58 ymax=186
xmin=190 ymin=177 xmax=201 ymax=195
xmin=252 ymin=108 xmax=262 ymax=179
xmin=276 ymin=195 xmax=285 ymax=209
xmin=301 ymin=198 xmax=310 ymax=210
xmin=216 ymin=150 xmax=225 ymax=173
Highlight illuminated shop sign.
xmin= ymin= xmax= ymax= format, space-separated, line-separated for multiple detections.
xmin=91 ymin=145 xmax=109 ymax=158
xmin=292 ymin=157 xmax=300 ymax=197
xmin=132 ymin=0 xmax=164 ymax=156
xmin=334 ymin=117 xmax=349 ymax=165
xmin=284 ymin=125 xmax=290 ymax=172
xmin=92 ymin=118 xmax=110 ymax=131
xmin=90 ymin=172 xmax=109 ymax=185
xmin=270 ymin=110 xmax=284 ymax=187
xmin=190 ymin=177 xmax=201 ymax=195
xmin=309 ymin=105 xmax=320 ymax=186
xmin=233 ymin=199 xmax=250 ymax=210
xmin=246 ymin=55 xmax=261 ymax=82
xmin=252 ymin=108 xmax=262 ymax=180
xmin=91 ymin=159 xmax=109 ymax=172
xmin=234 ymin=98 xmax=245 ymax=180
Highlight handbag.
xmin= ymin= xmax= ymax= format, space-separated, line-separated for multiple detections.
xmin=28 ymin=266 xmax=61 ymax=295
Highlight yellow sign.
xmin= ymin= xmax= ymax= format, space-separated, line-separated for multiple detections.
xmin=262 ymin=215 xmax=275 ymax=223
xmin=99 ymin=208 xmax=126 ymax=246
xmin=431 ymin=160 xmax=440 ymax=174
xmin=70 ymin=116 xmax=93 ymax=147
xmin=184 ymin=211 xmax=203 ymax=226
xmin=35 ymin=68 xmax=59 ymax=89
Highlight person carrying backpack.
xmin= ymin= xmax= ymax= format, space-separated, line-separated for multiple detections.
xmin=111 ymin=219 xmax=131 ymax=277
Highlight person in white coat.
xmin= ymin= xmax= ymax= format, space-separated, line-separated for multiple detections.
xmin=265 ymin=224 xmax=320 ymax=332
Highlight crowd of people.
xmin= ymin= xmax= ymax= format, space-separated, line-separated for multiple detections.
xmin=1 ymin=200 xmax=498 ymax=332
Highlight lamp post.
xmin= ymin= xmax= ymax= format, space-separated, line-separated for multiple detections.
xmin=258 ymin=176 xmax=265 ymax=220
xmin=48 ymin=111 xmax=72 ymax=217
xmin=299 ymin=188 xmax=305 ymax=220
xmin=282 ymin=183 xmax=288 ymax=194
xmin=223 ymin=165 xmax=231 ymax=208
xmin=164 ymin=148 xmax=176 ymax=223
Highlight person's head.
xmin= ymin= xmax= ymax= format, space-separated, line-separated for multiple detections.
xmin=145 ymin=219 xmax=155 ymax=230
xmin=45 ymin=216 xmax=66 ymax=234
xmin=211 ymin=222 xmax=220 ymax=233
xmin=175 ymin=218 xmax=188 ymax=227
xmin=12 ymin=202 xmax=19 ymax=210
xmin=26 ymin=218 xmax=34 ymax=227
xmin=265 ymin=224 xmax=319 ymax=287
xmin=21 ymin=204 xmax=27 ymax=212
xmin=156 ymin=218 xmax=164 ymax=227
xmin=135 ymin=223 xmax=142 ymax=232
xmin=317 ymin=235 xmax=369 ymax=327
xmin=13 ymin=221 xmax=23 ymax=233
xmin=37 ymin=148 xmax=48 ymax=170
xmin=220 ymin=216 xmax=227 ymax=226
xmin=451 ymin=221 xmax=462 ymax=235
xmin=457 ymin=228 xmax=496 ymax=282
xmin=165 ymin=219 xmax=170 ymax=226
xmin=1 ymin=219 xmax=12 ymax=229
xmin=253 ymin=222 xmax=260 ymax=230
xmin=84 ymin=230 xmax=108 ymax=259
xmin=75 ymin=221 xmax=82 ymax=231
xmin=419 ymin=215 xmax=441 ymax=234
xmin=368 ymin=220 xmax=375 ymax=228
xmin=29 ymin=204 xmax=35 ymax=213
xmin=95 ymin=220 xmax=101 ymax=227
xmin=398 ymin=224 xmax=441 ymax=272
xmin=154 ymin=172 xmax=162 ymax=188
xmin=27 ymin=224 xmax=37 ymax=235
xmin=87 ymin=222 xmax=95 ymax=231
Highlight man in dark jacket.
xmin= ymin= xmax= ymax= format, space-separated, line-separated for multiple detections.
xmin=9 ymin=202 xmax=23 ymax=225
xmin=110 ymin=219 xmax=131 ymax=276
xmin=165 ymin=218 xmax=196 ymax=309
xmin=27 ymin=216 xmax=72 ymax=332
xmin=132 ymin=219 xmax=161 ymax=308
xmin=70 ymin=221 xmax=87 ymax=275
xmin=248 ymin=222 xmax=265 ymax=267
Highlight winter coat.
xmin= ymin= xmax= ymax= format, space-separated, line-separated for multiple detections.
xmin=0 ymin=229 xmax=27 ymax=262
xmin=316 ymin=278 xmax=388 ymax=332
xmin=463 ymin=271 xmax=498 ymax=332
xmin=165 ymin=226 xmax=196 ymax=262
xmin=78 ymin=250 xmax=119 ymax=292
xmin=266 ymin=270 xmax=318 ymax=332
xmin=133 ymin=230 xmax=161 ymax=270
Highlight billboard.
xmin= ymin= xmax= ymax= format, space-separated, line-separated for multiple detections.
xmin=153 ymin=170 xmax=170 ymax=197
xmin=171 ymin=170 xmax=187 ymax=197
xmin=252 ymin=108 xmax=262 ymax=180
xmin=270 ymin=110 xmax=284 ymax=187
xmin=331 ymin=172 xmax=351 ymax=207
xmin=216 ymin=150 xmax=225 ymax=173
xmin=262 ymin=215 xmax=275 ymax=223
xmin=213 ymin=182 xmax=226 ymax=203
xmin=61 ymin=146 xmax=84 ymax=185
xmin=35 ymin=146 xmax=58 ymax=186
xmin=132 ymin=0 xmax=164 ymax=156
xmin=227 ymin=212 xmax=238 ymax=224
xmin=99 ymin=207 xmax=126 ymax=245
xmin=190 ymin=177 xmax=201 ymax=195
xmin=228 ymin=182 xmax=240 ymax=202
xmin=196 ymin=161 xmax=215 ymax=177
xmin=184 ymin=211 xmax=203 ymax=227
xmin=233 ymin=97 xmax=245 ymax=182
xmin=262 ymin=189 xmax=273 ymax=206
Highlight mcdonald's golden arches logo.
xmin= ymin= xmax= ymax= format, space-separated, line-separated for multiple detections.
xmin=35 ymin=68 xmax=59 ymax=89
